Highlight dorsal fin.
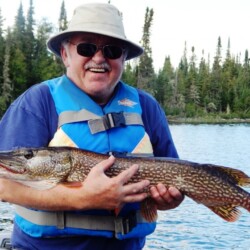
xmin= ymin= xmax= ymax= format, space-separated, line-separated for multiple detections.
xmin=205 ymin=165 xmax=250 ymax=187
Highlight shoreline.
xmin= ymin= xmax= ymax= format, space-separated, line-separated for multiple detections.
xmin=167 ymin=116 xmax=250 ymax=125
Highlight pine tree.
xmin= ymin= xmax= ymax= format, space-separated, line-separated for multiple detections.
xmin=13 ymin=3 xmax=26 ymax=47
xmin=33 ymin=18 xmax=64 ymax=81
xmin=0 ymin=8 xmax=5 ymax=87
xmin=234 ymin=49 xmax=250 ymax=114
xmin=187 ymin=46 xmax=200 ymax=107
xmin=198 ymin=49 xmax=210 ymax=112
xmin=210 ymin=36 xmax=223 ymax=112
xmin=0 ymin=29 xmax=12 ymax=116
xmin=155 ymin=56 xmax=175 ymax=111
xmin=25 ymin=0 xmax=36 ymax=88
xmin=175 ymin=41 xmax=189 ymax=114
xmin=59 ymin=0 xmax=68 ymax=31
xmin=221 ymin=38 xmax=237 ymax=113
xmin=11 ymin=3 xmax=28 ymax=98
xmin=122 ymin=62 xmax=137 ymax=87
xmin=137 ymin=7 xmax=155 ymax=93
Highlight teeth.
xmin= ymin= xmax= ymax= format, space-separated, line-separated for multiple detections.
xmin=89 ymin=68 xmax=106 ymax=73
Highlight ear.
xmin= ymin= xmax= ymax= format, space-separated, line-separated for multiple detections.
xmin=60 ymin=46 xmax=70 ymax=67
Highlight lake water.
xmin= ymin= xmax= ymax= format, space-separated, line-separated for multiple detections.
xmin=145 ymin=123 xmax=250 ymax=249
xmin=0 ymin=124 xmax=250 ymax=249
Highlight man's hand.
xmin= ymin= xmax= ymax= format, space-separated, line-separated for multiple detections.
xmin=74 ymin=155 xmax=150 ymax=210
xmin=150 ymin=183 xmax=184 ymax=210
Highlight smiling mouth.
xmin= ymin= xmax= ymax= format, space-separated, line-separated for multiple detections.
xmin=89 ymin=68 xmax=108 ymax=73
xmin=85 ymin=62 xmax=111 ymax=73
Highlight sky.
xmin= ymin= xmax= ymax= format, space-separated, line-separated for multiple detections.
xmin=1 ymin=0 xmax=250 ymax=70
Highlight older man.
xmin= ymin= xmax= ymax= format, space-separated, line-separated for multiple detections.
xmin=0 ymin=3 xmax=183 ymax=250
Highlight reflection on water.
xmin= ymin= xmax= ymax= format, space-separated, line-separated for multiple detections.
xmin=0 ymin=124 xmax=250 ymax=249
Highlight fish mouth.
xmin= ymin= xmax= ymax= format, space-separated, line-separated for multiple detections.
xmin=0 ymin=154 xmax=26 ymax=174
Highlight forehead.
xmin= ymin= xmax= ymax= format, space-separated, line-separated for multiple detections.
xmin=70 ymin=32 xmax=123 ymax=45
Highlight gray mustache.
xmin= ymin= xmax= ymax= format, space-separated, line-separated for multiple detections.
xmin=84 ymin=62 xmax=111 ymax=71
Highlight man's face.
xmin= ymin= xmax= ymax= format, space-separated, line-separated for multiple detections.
xmin=61 ymin=33 xmax=127 ymax=105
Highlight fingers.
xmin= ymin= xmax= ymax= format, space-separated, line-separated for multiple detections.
xmin=114 ymin=163 xmax=150 ymax=202
xmin=88 ymin=158 xmax=150 ymax=208
xmin=150 ymin=184 xmax=184 ymax=210
xmin=123 ymin=192 xmax=148 ymax=203
xmin=122 ymin=179 xmax=150 ymax=203
xmin=94 ymin=157 xmax=143 ymax=185
xmin=96 ymin=155 xmax=116 ymax=172
xmin=168 ymin=186 xmax=183 ymax=201
xmin=116 ymin=164 xmax=140 ymax=184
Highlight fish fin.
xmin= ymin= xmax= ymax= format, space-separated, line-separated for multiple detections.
xmin=226 ymin=168 xmax=250 ymax=187
xmin=141 ymin=198 xmax=158 ymax=222
xmin=207 ymin=204 xmax=241 ymax=222
xmin=212 ymin=166 xmax=250 ymax=187
xmin=61 ymin=182 xmax=83 ymax=188
xmin=114 ymin=203 xmax=125 ymax=216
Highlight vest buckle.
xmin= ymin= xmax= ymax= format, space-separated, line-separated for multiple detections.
xmin=104 ymin=112 xmax=126 ymax=129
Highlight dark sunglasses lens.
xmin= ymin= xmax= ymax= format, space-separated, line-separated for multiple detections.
xmin=103 ymin=45 xmax=123 ymax=59
xmin=77 ymin=43 xmax=97 ymax=57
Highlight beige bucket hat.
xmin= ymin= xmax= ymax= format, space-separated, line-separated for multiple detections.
xmin=47 ymin=3 xmax=143 ymax=60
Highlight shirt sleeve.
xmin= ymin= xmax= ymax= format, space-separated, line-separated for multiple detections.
xmin=0 ymin=84 xmax=58 ymax=150
xmin=138 ymin=89 xmax=178 ymax=158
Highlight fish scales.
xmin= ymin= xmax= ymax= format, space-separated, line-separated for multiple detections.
xmin=0 ymin=146 xmax=250 ymax=222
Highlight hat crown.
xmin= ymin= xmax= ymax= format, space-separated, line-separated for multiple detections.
xmin=67 ymin=4 xmax=126 ymax=39
xmin=68 ymin=3 xmax=126 ymax=40
xmin=47 ymin=3 xmax=143 ymax=60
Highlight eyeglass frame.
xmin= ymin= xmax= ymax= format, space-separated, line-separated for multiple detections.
xmin=66 ymin=40 xmax=128 ymax=60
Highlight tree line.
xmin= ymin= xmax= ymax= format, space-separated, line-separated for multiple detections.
xmin=0 ymin=1 xmax=250 ymax=119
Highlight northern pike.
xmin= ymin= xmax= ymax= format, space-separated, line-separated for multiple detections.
xmin=0 ymin=146 xmax=250 ymax=223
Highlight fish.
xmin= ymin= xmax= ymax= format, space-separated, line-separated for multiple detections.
xmin=0 ymin=146 xmax=250 ymax=223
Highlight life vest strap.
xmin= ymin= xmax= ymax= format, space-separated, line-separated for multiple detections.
xmin=88 ymin=112 xmax=144 ymax=134
xmin=15 ymin=205 xmax=146 ymax=238
xmin=58 ymin=109 xmax=100 ymax=127
xmin=58 ymin=110 xmax=144 ymax=134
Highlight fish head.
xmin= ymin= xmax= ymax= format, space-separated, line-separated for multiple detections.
xmin=0 ymin=148 xmax=72 ymax=182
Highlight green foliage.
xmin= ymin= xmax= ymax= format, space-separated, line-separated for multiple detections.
xmin=137 ymin=7 xmax=155 ymax=93
xmin=0 ymin=1 xmax=65 ymax=114
xmin=0 ymin=3 xmax=250 ymax=121
xmin=59 ymin=0 xmax=67 ymax=31
xmin=0 ymin=8 xmax=5 ymax=86
xmin=0 ymin=35 xmax=12 ymax=116
xmin=122 ymin=62 xmax=137 ymax=87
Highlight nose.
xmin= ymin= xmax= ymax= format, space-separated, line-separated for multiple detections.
xmin=91 ymin=48 xmax=106 ymax=63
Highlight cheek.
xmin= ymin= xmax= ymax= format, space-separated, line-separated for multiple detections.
xmin=67 ymin=57 xmax=88 ymax=73
xmin=111 ymin=60 xmax=125 ymax=79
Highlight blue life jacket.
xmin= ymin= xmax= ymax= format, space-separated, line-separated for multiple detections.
xmin=15 ymin=76 xmax=156 ymax=239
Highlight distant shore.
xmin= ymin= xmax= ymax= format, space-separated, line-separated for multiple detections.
xmin=168 ymin=116 xmax=250 ymax=124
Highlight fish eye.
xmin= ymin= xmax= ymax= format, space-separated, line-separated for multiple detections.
xmin=24 ymin=150 xmax=34 ymax=159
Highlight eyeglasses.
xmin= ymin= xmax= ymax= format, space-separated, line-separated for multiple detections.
xmin=69 ymin=42 xmax=125 ymax=60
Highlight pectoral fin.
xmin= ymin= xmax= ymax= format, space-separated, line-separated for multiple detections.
xmin=114 ymin=203 xmax=125 ymax=216
xmin=141 ymin=198 xmax=158 ymax=222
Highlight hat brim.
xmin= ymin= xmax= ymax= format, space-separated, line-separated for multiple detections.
xmin=47 ymin=31 xmax=143 ymax=60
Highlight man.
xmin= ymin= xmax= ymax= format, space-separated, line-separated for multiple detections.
xmin=0 ymin=3 xmax=183 ymax=250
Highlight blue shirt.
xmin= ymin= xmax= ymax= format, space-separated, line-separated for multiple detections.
xmin=0 ymin=76 xmax=178 ymax=250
